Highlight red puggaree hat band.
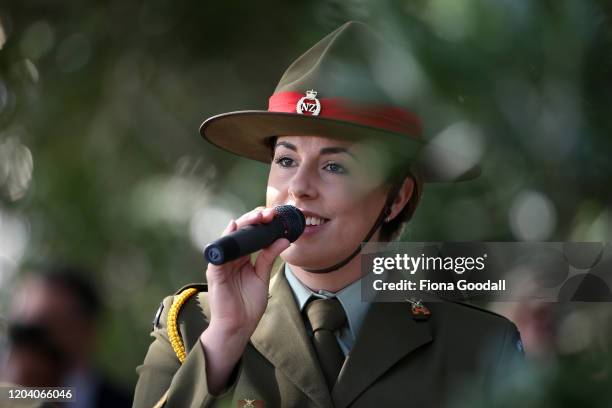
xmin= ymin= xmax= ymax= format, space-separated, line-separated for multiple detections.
xmin=268 ymin=90 xmax=422 ymax=138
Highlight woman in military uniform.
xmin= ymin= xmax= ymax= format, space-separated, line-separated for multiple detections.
xmin=133 ymin=21 xmax=523 ymax=408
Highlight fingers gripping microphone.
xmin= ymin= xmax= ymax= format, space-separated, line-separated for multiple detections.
xmin=204 ymin=205 xmax=305 ymax=265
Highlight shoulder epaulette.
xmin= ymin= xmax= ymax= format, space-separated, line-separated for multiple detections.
xmin=168 ymin=283 xmax=208 ymax=363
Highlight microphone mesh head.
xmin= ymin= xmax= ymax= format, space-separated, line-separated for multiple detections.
xmin=274 ymin=205 xmax=305 ymax=242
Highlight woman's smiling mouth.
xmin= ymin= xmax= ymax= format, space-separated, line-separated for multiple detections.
xmin=299 ymin=211 xmax=330 ymax=236
xmin=305 ymin=216 xmax=328 ymax=226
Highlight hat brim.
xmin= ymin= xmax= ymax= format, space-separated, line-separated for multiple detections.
xmin=200 ymin=111 xmax=480 ymax=182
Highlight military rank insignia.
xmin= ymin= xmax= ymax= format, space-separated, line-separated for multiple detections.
xmin=238 ymin=398 xmax=264 ymax=408
xmin=405 ymin=298 xmax=431 ymax=321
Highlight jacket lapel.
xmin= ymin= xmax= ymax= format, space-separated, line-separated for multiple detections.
xmin=331 ymin=301 xmax=433 ymax=408
xmin=250 ymin=266 xmax=333 ymax=408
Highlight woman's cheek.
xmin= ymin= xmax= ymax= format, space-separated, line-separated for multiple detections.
xmin=331 ymin=186 xmax=368 ymax=211
xmin=266 ymin=185 xmax=283 ymax=207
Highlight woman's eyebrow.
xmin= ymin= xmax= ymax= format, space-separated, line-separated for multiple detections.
xmin=274 ymin=141 xmax=297 ymax=151
xmin=274 ymin=141 xmax=355 ymax=158
xmin=320 ymin=146 xmax=355 ymax=159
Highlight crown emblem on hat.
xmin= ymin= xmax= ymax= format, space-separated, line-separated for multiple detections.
xmin=296 ymin=89 xmax=321 ymax=116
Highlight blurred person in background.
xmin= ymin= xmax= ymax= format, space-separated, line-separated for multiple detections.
xmin=7 ymin=264 xmax=131 ymax=408
xmin=134 ymin=22 xmax=524 ymax=408
xmin=1 ymin=323 xmax=67 ymax=387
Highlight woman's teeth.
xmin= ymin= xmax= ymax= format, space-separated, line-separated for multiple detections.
xmin=305 ymin=217 xmax=327 ymax=226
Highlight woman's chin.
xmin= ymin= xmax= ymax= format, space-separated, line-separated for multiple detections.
xmin=279 ymin=244 xmax=339 ymax=270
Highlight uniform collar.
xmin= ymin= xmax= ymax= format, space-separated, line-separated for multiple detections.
xmin=284 ymin=264 xmax=371 ymax=342
xmin=251 ymin=263 xmax=433 ymax=408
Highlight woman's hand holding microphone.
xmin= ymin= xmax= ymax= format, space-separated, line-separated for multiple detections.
xmin=199 ymin=207 xmax=293 ymax=394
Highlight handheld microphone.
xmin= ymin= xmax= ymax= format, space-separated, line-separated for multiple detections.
xmin=204 ymin=205 xmax=305 ymax=265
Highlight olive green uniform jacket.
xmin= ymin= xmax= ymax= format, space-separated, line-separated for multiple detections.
xmin=133 ymin=265 xmax=523 ymax=408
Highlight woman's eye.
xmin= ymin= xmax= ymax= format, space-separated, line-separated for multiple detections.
xmin=274 ymin=157 xmax=295 ymax=168
xmin=323 ymin=162 xmax=347 ymax=174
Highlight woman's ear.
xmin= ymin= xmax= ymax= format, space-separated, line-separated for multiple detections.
xmin=387 ymin=176 xmax=415 ymax=222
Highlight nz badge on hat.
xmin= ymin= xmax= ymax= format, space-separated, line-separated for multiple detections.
xmin=296 ymin=90 xmax=321 ymax=116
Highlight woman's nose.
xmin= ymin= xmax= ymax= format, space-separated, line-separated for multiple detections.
xmin=288 ymin=163 xmax=318 ymax=201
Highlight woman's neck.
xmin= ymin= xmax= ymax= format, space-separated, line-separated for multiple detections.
xmin=288 ymin=254 xmax=363 ymax=293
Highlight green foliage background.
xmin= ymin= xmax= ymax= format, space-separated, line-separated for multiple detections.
xmin=1 ymin=0 xmax=611 ymax=397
